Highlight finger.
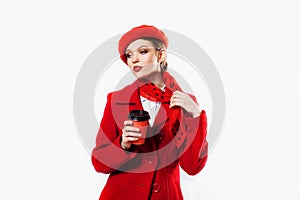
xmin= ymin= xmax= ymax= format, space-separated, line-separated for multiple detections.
xmin=122 ymin=136 xmax=138 ymax=144
xmin=173 ymin=90 xmax=185 ymax=96
xmin=169 ymin=101 xmax=179 ymax=108
xmin=171 ymin=92 xmax=181 ymax=98
xmin=124 ymin=120 xmax=133 ymax=126
xmin=123 ymin=126 xmax=140 ymax=133
xmin=125 ymin=137 xmax=140 ymax=142
xmin=173 ymin=90 xmax=181 ymax=95
xmin=169 ymin=99 xmax=176 ymax=107
xmin=172 ymin=93 xmax=187 ymax=101
xmin=124 ymin=132 xmax=142 ymax=138
xmin=170 ymin=98 xmax=181 ymax=104
xmin=171 ymin=92 xmax=179 ymax=96
xmin=170 ymin=100 xmax=184 ymax=108
xmin=171 ymin=92 xmax=184 ymax=99
xmin=170 ymin=96 xmax=179 ymax=102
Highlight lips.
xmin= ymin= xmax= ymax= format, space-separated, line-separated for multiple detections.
xmin=133 ymin=65 xmax=142 ymax=72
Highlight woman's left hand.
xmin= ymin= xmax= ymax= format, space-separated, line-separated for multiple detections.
xmin=170 ymin=91 xmax=202 ymax=118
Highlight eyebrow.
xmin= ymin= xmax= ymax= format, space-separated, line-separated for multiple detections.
xmin=126 ymin=45 xmax=151 ymax=52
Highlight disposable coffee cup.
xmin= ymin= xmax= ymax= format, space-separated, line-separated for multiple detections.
xmin=128 ymin=110 xmax=150 ymax=145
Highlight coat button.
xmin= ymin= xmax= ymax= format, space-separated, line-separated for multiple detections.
xmin=152 ymin=183 xmax=161 ymax=193
xmin=149 ymin=159 xmax=153 ymax=164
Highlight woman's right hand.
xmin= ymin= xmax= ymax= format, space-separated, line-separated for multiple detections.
xmin=121 ymin=120 xmax=142 ymax=150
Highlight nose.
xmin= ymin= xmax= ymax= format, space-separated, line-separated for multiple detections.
xmin=131 ymin=52 xmax=139 ymax=63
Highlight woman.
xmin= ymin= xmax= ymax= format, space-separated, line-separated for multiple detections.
xmin=92 ymin=25 xmax=208 ymax=200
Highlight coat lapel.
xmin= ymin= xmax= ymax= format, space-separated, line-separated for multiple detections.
xmin=110 ymin=80 xmax=171 ymax=142
xmin=111 ymin=81 xmax=143 ymax=129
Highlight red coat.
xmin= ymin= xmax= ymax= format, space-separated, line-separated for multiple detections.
xmin=92 ymin=81 xmax=208 ymax=200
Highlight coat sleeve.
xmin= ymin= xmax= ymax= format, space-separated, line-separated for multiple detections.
xmin=91 ymin=93 xmax=137 ymax=174
xmin=178 ymin=95 xmax=208 ymax=175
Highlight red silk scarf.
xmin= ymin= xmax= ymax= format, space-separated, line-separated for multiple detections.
xmin=138 ymin=72 xmax=182 ymax=102
xmin=138 ymin=72 xmax=183 ymax=135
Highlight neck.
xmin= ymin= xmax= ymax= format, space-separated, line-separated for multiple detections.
xmin=140 ymin=72 xmax=165 ymax=89
xmin=154 ymin=82 xmax=165 ymax=90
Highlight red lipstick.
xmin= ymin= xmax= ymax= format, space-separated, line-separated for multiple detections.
xmin=133 ymin=66 xmax=142 ymax=72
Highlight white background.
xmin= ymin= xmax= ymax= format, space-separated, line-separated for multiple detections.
xmin=1 ymin=0 xmax=300 ymax=199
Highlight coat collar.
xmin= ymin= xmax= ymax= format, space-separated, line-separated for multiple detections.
xmin=111 ymin=80 xmax=170 ymax=132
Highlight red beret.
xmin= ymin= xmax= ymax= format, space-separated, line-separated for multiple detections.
xmin=118 ymin=25 xmax=168 ymax=64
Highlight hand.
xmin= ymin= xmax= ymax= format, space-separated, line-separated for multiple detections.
xmin=169 ymin=91 xmax=202 ymax=118
xmin=121 ymin=120 xmax=142 ymax=150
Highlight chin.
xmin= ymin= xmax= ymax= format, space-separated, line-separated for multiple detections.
xmin=133 ymin=73 xmax=150 ymax=80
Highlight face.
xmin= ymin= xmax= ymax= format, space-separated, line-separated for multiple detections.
xmin=125 ymin=39 xmax=164 ymax=82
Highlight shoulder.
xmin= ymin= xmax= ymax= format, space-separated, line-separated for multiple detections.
xmin=107 ymin=81 xmax=139 ymax=102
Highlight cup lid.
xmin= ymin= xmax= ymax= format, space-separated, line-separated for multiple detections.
xmin=128 ymin=110 xmax=150 ymax=121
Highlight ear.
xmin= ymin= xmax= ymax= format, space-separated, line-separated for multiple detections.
xmin=158 ymin=49 xmax=167 ymax=63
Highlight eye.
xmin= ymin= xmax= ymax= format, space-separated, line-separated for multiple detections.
xmin=140 ymin=49 xmax=148 ymax=54
xmin=125 ymin=53 xmax=132 ymax=58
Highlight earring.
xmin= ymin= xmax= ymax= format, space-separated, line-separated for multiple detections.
xmin=160 ymin=62 xmax=168 ymax=71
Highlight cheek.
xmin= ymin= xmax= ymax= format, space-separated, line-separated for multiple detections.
xmin=127 ymin=64 xmax=133 ymax=71
xmin=144 ymin=53 xmax=157 ymax=63
xmin=151 ymin=55 xmax=158 ymax=63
